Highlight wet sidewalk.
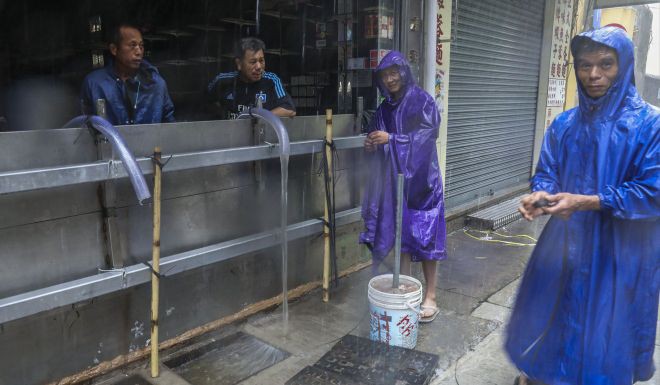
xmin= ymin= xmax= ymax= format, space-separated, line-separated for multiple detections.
xmin=99 ymin=216 xmax=659 ymax=385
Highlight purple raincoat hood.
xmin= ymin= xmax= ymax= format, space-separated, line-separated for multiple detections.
xmin=375 ymin=51 xmax=416 ymax=102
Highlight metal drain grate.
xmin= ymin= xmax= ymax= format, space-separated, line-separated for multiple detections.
xmin=465 ymin=196 xmax=524 ymax=230
xmin=164 ymin=331 xmax=289 ymax=385
xmin=286 ymin=334 xmax=438 ymax=385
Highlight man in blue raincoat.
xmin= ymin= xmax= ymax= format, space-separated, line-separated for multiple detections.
xmin=360 ymin=51 xmax=447 ymax=323
xmin=81 ymin=24 xmax=175 ymax=125
xmin=506 ymin=26 xmax=659 ymax=385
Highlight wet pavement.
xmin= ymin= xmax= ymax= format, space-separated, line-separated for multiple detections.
xmin=98 ymin=216 xmax=659 ymax=385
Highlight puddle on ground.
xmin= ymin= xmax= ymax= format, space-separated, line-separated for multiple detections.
xmin=164 ymin=331 xmax=289 ymax=385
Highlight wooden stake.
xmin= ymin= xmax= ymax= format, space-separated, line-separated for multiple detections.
xmin=322 ymin=109 xmax=333 ymax=303
xmin=150 ymin=147 xmax=162 ymax=378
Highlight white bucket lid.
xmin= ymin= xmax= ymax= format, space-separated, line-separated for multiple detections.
xmin=368 ymin=274 xmax=423 ymax=309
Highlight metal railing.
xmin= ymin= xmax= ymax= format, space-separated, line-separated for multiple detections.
xmin=0 ymin=130 xmax=366 ymax=324
xmin=0 ymin=136 xmax=365 ymax=195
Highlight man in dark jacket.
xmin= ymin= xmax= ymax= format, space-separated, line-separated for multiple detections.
xmin=207 ymin=37 xmax=295 ymax=120
xmin=81 ymin=24 xmax=175 ymax=125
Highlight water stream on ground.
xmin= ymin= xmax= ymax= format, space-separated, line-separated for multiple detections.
xmin=240 ymin=108 xmax=290 ymax=326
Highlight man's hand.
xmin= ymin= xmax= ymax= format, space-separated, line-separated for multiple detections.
xmin=368 ymin=130 xmax=389 ymax=145
xmin=364 ymin=131 xmax=389 ymax=152
xmin=271 ymin=107 xmax=296 ymax=118
xmin=519 ymin=191 xmax=552 ymax=221
xmin=364 ymin=136 xmax=377 ymax=152
xmin=543 ymin=193 xmax=600 ymax=220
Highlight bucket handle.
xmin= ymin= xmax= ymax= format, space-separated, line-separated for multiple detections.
xmin=405 ymin=300 xmax=422 ymax=315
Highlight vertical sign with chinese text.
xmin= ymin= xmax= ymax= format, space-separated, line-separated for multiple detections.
xmin=545 ymin=0 xmax=575 ymax=128
xmin=436 ymin=0 xmax=452 ymax=182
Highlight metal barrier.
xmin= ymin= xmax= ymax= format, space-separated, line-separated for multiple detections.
xmin=0 ymin=116 xmax=365 ymax=324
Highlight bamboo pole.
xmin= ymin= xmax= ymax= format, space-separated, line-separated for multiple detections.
xmin=322 ymin=109 xmax=333 ymax=303
xmin=150 ymin=147 xmax=162 ymax=378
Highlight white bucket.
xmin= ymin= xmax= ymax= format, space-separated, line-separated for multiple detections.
xmin=368 ymin=274 xmax=423 ymax=349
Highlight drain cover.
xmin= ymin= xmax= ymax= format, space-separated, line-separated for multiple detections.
xmin=286 ymin=335 xmax=438 ymax=385
xmin=164 ymin=331 xmax=289 ymax=385
xmin=465 ymin=196 xmax=524 ymax=230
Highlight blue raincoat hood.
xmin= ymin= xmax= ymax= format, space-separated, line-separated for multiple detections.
xmin=506 ymin=26 xmax=660 ymax=385
xmin=571 ymin=26 xmax=643 ymax=119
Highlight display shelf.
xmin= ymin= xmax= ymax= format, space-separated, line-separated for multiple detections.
xmin=158 ymin=29 xmax=195 ymax=38
xmin=220 ymin=17 xmax=257 ymax=26
xmin=363 ymin=6 xmax=394 ymax=13
xmin=143 ymin=34 xmax=170 ymax=42
xmin=260 ymin=10 xmax=298 ymax=20
xmin=264 ymin=49 xmax=300 ymax=56
xmin=189 ymin=56 xmax=224 ymax=63
xmin=188 ymin=24 xmax=227 ymax=32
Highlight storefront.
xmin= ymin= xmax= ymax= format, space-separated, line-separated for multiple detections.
xmin=444 ymin=0 xmax=547 ymax=208
xmin=0 ymin=0 xmax=404 ymax=130
xmin=0 ymin=2 xmax=409 ymax=383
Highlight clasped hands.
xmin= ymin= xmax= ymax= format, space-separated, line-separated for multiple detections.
xmin=519 ymin=191 xmax=601 ymax=221
xmin=364 ymin=131 xmax=389 ymax=152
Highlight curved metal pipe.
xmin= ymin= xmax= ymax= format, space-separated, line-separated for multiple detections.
xmin=238 ymin=107 xmax=290 ymax=324
xmin=63 ymin=115 xmax=152 ymax=205
xmin=238 ymin=107 xmax=290 ymax=154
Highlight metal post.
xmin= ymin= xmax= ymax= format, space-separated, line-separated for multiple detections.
xmin=252 ymin=101 xmax=265 ymax=188
xmin=393 ymin=173 xmax=404 ymax=288
xmin=355 ymin=96 xmax=364 ymax=133
xmin=95 ymin=99 xmax=124 ymax=269
xmin=322 ymin=109 xmax=333 ymax=302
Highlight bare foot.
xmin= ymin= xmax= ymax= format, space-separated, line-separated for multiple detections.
xmin=420 ymin=299 xmax=438 ymax=318
xmin=518 ymin=374 xmax=540 ymax=385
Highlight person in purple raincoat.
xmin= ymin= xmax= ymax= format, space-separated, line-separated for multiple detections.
xmin=360 ymin=51 xmax=447 ymax=323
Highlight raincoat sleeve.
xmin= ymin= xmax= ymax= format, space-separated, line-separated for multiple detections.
xmin=161 ymin=85 xmax=175 ymax=123
xmin=387 ymin=97 xmax=439 ymax=177
xmin=531 ymin=120 xmax=561 ymax=194
xmin=598 ymin=117 xmax=660 ymax=220
xmin=80 ymin=78 xmax=94 ymax=115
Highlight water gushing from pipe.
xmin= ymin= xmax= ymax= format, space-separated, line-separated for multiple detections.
xmin=63 ymin=115 xmax=151 ymax=204
xmin=238 ymin=108 xmax=290 ymax=325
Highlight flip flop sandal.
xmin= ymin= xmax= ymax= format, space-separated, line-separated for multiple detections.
xmin=514 ymin=375 xmax=544 ymax=385
xmin=419 ymin=305 xmax=439 ymax=323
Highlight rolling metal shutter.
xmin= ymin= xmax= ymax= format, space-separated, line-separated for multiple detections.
xmin=445 ymin=0 xmax=545 ymax=208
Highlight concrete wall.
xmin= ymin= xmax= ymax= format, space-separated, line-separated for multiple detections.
xmin=0 ymin=116 xmax=367 ymax=385
xmin=646 ymin=3 xmax=660 ymax=76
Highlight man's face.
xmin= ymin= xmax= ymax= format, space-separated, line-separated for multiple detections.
xmin=379 ymin=65 xmax=402 ymax=97
xmin=576 ymin=48 xmax=618 ymax=99
xmin=110 ymin=27 xmax=144 ymax=74
xmin=236 ymin=49 xmax=265 ymax=83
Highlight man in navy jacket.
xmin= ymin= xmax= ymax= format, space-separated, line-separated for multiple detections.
xmin=81 ymin=24 xmax=175 ymax=125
